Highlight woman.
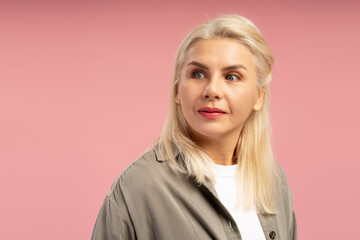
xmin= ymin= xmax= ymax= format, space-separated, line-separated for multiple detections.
xmin=92 ymin=14 xmax=297 ymax=240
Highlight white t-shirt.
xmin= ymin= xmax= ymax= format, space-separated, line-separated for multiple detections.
xmin=212 ymin=163 xmax=266 ymax=240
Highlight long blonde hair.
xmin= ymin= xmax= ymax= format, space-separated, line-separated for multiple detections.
xmin=157 ymin=14 xmax=277 ymax=214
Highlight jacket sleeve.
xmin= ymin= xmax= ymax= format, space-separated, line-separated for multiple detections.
xmin=290 ymin=211 xmax=297 ymax=240
xmin=277 ymin=164 xmax=297 ymax=240
xmin=91 ymin=190 xmax=136 ymax=240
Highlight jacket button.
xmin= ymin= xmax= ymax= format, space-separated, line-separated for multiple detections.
xmin=269 ymin=231 xmax=276 ymax=239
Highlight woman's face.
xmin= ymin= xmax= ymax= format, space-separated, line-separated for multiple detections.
xmin=175 ymin=38 xmax=264 ymax=142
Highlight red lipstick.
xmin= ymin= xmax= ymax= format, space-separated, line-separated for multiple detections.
xmin=198 ymin=107 xmax=225 ymax=119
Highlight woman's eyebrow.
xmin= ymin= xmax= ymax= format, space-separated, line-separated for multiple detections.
xmin=187 ymin=61 xmax=209 ymax=70
xmin=187 ymin=61 xmax=247 ymax=71
xmin=222 ymin=64 xmax=247 ymax=71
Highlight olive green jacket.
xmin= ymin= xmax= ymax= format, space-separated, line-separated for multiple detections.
xmin=91 ymin=147 xmax=297 ymax=240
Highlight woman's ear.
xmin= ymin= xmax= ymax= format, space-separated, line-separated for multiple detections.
xmin=174 ymin=79 xmax=180 ymax=104
xmin=253 ymin=88 xmax=264 ymax=111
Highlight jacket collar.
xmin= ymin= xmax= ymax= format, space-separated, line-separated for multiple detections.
xmin=153 ymin=143 xmax=181 ymax=163
xmin=153 ymin=143 xmax=279 ymax=237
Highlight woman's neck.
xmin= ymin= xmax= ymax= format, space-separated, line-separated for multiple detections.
xmin=190 ymin=131 xmax=239 ymax=166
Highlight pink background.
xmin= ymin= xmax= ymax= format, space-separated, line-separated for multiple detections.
xmin=1 ymin=0 xmax=359 ymax=239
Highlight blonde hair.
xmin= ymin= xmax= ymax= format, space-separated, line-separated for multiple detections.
xmin=157 ymin=14 xmax=277 ymax=214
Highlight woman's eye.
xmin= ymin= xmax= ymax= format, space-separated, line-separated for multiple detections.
xmin=225 ymin=75 xmax=240 ymax=81
xmin=192 ymin=71 xmax=205 ymax=79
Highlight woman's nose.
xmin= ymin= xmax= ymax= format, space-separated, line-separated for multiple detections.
xmin=202 ymin=75 xmax=224 ymax=100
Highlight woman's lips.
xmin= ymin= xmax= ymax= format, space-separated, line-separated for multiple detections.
xmin=198 ymin=107 xmax=225 ymax=119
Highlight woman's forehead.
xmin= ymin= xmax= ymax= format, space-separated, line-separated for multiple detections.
xmin=183 ymin=38 xmax=255 ymax=70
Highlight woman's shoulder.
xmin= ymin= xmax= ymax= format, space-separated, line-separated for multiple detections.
xmin=105 ymin=146 xmax=176 ymax=201
xmin=274 ymin=163 xmax=293 ymax=199
xmin=119 ymin=148 xmax=165 ymax=182
xmin=272 ymin=163 xmax=297 ymax=239
xmin=273 ymin=162 xmax=294 ymax=219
